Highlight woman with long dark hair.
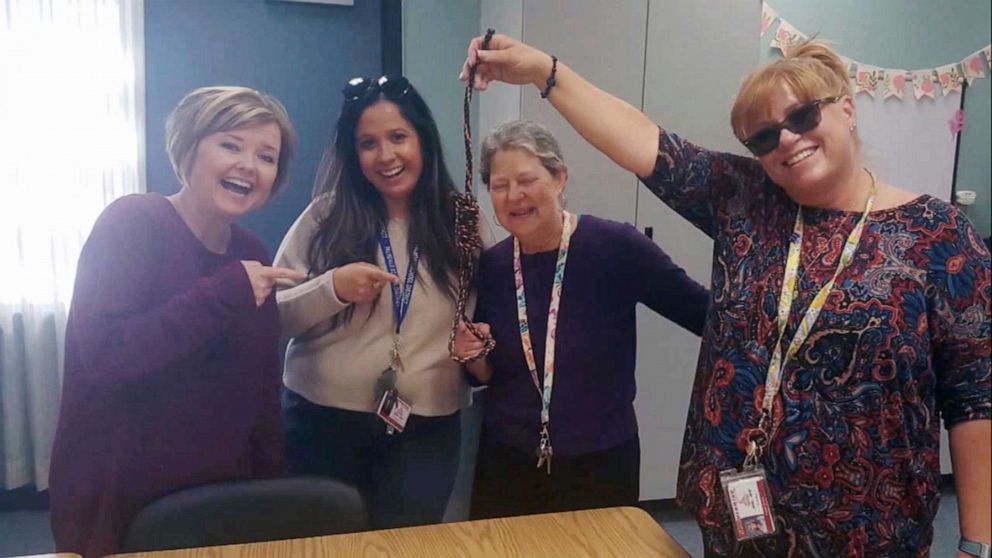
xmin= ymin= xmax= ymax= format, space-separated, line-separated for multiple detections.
xmin=275 ymin=76 xmax=491 ymax=529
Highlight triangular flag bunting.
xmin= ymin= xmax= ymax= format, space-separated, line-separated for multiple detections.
xmin=760 ymin=2 xmax=778 ymax=37
xmin=881 ymin=70 xmax=908 ymax=100
xmin=854 ymin=64 xmax=882 ymax=98
xmin=771 ymin=19 xmax=805 ymax=55
xmin=912 ymin=70 xmax=937 ymax=100
xmin=962 ymin=51 xmax=987 ymax=84
xmin=936 ymin=64 xmax=964 ymax=95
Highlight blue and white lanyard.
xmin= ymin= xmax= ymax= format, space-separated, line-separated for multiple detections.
xmin=378 ymin=227 xmax=419 ymax=367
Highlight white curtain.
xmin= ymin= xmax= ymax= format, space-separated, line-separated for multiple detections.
xmin=0 ymin=0 xmax=144 ymax=491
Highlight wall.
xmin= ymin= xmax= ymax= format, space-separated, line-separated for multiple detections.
xmin=401 ymin=0 xmax=482 ymax=522
xmin=144 ymin=0 xmax=384 ymax=254
xmin=402 ymin=0 xmax=481 ymax=194
xmin=762 ymin=0 xmax=991 ymax=237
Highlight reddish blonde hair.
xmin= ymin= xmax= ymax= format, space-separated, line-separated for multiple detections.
xmin=731 ymin=40 xmax=851 ymax=141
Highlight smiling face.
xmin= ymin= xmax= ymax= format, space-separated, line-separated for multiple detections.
xmin=488 ymin=147 xmax=567 ymax=251
xmin=184 ymin=121 xmax=281 ymax=220
xmin=751 ymin=83 xmax=858 ymax=206
xmin=355 ymin=100 xmax=423 ymax=213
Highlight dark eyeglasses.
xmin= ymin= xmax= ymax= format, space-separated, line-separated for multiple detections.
xmin=341 ymin=75 xmax=410 ymax=102
xmin=741 ymin=96 xmax=840 ymax=157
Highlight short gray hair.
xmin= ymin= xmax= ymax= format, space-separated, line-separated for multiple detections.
xmin=166 ymin=86 xmax=297 ymax=194
xmin=480 ymin=120 xmax=565 ymax=187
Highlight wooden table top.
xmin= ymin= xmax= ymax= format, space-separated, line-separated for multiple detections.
xmin=109 ymin=506 xmax=690 ymax=557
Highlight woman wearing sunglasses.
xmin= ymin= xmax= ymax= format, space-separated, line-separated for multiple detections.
xmin=274 ymin=76 xmax=493 ymax=529
xmin=461 ymin=36 xmax=990 ymax=557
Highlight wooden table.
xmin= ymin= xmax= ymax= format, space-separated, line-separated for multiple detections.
xmin=109 ymin=506 xmax=690 ymax=557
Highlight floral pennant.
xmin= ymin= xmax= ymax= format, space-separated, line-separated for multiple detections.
xmin=962 ymin=51 xmax=987 ymax=84
xmin=881 ymin=69 xmax=908 ymax=100
xmin=985 ymin=45 xmax=991 ymax=68
xmin=948 ymin=109 xmax=965 ymax=139
xmin=771 ymin=19 xmax=805 ymax=55
xmin=854 ymin=65 xmax=883 ymax=98
xmin=760 ymin=2 xmax=778 ymax=37
xmin=912 ymin=70 xmax=937 ymax=100
xmin=936 ymin=63 xmax=964 ymax=95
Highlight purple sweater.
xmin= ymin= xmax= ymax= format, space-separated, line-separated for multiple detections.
xmin=475 ymin=215 xmax=708 ymax=456
xmin=49 ymin=194 xmax=285 ymax=558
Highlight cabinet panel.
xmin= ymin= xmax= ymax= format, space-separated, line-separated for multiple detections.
xmin=634 ymin=0 xmax=761 ymax=500
xmin=520 ymin=0 xmax=648 ymax=224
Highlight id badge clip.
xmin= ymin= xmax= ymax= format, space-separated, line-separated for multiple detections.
xmin=375 ymin=365 xmax=411 ymax=435
xmin=719 ymin=463 xmax=777 ymax=542
xmin=376 ymin=388 xmax=411 ymax=434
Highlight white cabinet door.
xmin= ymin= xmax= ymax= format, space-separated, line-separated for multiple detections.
xmin=634 ymin=0 xmax=761 ymax=500
xmin=520 ymin=0 xmax=648 ymax=224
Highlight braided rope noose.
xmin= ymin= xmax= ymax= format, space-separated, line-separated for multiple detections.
xmin=448 ymin=28 xmax=496 ymax=363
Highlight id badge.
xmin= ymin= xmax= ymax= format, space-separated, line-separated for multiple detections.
xmin=719 ymin=465 xmax=777 ymax=541
xmin=376 ymin=388 xmax=411 ymax=434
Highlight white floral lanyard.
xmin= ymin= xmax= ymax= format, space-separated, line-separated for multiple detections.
xmin=513 ymin=211 xmax=575 ymax=474
xmin=744 ymin=171 xmax=877 ymax=469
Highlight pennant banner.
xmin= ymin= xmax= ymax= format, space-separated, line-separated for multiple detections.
xmin=763 ymin=4 xmax=991 ymax=102
xmin=771 ymin=19 xmax=805 ymax=55
xmin=912 ymin=70 xmax=937 ymax=100
xmin=948 ymin=109 xmax=965 ymax=139
xmin=936 ymin=64 xmax=964 ymax=95
xmin=854 ymin=65 xmax=883 ymax=98
xmin=881 ymin=69 xmax=908 ymax=100
xmin=963 ymin=51 xmax=987 ymax=84
xmin=760 ymin=2 xmax=778 ymax=38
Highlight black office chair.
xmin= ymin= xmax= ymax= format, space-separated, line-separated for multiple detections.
xmin=121 ymin=476 xmax=368 ymax=552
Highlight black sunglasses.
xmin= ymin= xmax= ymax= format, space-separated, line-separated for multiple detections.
xmin=741 ymin=96 xmax=841 ymax=157
xmin=342 ymin=75 xmax=411 ymax=102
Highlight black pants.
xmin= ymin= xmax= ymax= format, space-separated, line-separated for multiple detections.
xmin=470 ymin=429 xmax=640 ymax=520
xmin=282 ymin=388 xmax=461 ymax=530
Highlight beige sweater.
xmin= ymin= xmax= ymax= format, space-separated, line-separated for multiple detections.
xmin=275 ymin=195 xmax=493 ymax=416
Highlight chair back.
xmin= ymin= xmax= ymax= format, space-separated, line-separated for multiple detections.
xmin=121 ymin=476 xmax=368 ymax=552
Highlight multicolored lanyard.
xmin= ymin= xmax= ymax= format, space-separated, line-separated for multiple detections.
xmin=513 ymin=211 xmax=575 ymax=474
xmin=378 ymin=226 xmax=420 ymax=370
xmin=744 ymin=171 xmax=877 ymax=468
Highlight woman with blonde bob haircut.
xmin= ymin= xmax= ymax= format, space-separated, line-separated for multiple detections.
xmin=50 ymin=86 xmax=305 ymax=557
xmin=461 ymin=36 xmax=990 ymax=556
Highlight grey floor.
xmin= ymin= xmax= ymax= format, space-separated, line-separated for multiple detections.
xmin=0 ymin=492 xmax=961 ymax=557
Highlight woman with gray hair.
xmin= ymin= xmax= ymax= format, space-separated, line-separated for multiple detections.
xmin=49 ymin=86 xmax=304 ymax=557
xmin=452 ymin=119 xmax=708 ymax=519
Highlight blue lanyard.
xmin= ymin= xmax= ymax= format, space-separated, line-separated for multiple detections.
xmin=378 ymin=227 xmax=419 ymax=334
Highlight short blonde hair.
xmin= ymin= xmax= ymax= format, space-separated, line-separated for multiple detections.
xmin=166 ymin=86 xmax=297 ymax=194
xmin=731 ymin=40 xmax=851 ymax=141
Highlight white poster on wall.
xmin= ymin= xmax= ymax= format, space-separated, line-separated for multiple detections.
xmin=856 ymin=92 xmax=963 ymax=201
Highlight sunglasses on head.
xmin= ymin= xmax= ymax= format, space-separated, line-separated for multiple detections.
xmin=341 ymin=75 xmax=411 ymax=102
xmin=741 ymin=96 xmax=841 ymax=157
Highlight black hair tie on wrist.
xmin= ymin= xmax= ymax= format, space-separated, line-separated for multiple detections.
xmin=540 ymin=55 xmax=558 ymax=99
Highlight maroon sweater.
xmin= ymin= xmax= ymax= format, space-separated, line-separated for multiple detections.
xmin=49 ymin=194 xmax=285 ymax=558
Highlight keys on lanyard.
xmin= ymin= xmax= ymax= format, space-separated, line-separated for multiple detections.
xmin=536 ymin=423 xmax=553 ymax=474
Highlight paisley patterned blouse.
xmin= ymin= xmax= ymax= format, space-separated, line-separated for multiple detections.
xmin=642 ymin=129 xmax=991 ymax=557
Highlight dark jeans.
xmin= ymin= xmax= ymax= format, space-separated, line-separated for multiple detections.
xmin=470 ymin=428 xmax=640 ymax=520
xmin=282 ymin=388 xmax=461 ymax=530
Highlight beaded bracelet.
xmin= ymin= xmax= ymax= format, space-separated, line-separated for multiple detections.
xmin=540 ymin=55 xmax=558 ymax=99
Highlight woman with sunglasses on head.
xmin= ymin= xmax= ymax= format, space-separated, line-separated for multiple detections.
xmin=461 ymin=36 xmax=990 ymax=557
xmin=274 ymin=75 xmax=493 ymax=529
